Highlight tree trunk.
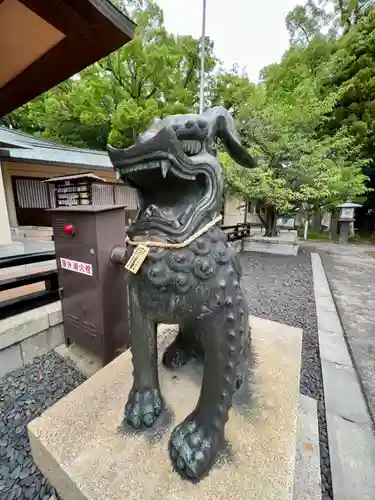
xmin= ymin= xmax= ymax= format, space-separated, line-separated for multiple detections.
xmin=311 ymin=212 xmax=321 ymax=233
xmin=329 ymin=210 xmax=339 ymax=241
xmin=263 ymin=206 xmax=277 ymax=237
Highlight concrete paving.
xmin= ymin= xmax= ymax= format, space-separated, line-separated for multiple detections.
xmin=0 ymin=236 xmax=54 ymax=257
xmin=307 ymin=241 xmax=375 ymax=424
xmin=311 ymin=252 xmax=375 ymax=500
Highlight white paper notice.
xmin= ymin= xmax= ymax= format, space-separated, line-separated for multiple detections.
xmin=60 ymin=257 xmax=93 ymax=276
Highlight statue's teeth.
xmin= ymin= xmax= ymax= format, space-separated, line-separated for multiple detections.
xmin=161 ymin=160 xmax=170 ymax=178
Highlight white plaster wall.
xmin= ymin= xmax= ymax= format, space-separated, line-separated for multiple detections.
xmin=0 ymin=162 xmax=12 ymax=244
xmin=223 ymin=196 xmax=263 ymax=226
xmin=223 ymin=195 xmax=245 ymax=226
xmin=1 ymin=162 xmax=17 ymax=227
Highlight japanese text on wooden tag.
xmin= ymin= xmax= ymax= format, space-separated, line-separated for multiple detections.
xmin=124 ymin=244 xmax=149 ymax=274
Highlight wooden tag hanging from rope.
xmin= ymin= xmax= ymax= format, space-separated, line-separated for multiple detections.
xmin=124 ymin=244 xmax=149 ymax=274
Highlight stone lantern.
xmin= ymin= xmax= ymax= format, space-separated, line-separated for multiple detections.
xmin=337 ymin=200 xmax=362 ymax=243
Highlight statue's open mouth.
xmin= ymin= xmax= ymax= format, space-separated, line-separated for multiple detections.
xmin=108 ymin=128 xmax=219 ymax=239
xmin=122 ymin=158 xmax=208 ymax=229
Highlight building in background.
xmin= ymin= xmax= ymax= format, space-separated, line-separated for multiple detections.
xmin=223 ymin=195 xmax=297 ymax=232
xmin=0 ymin=127 xmax=138 ymax=239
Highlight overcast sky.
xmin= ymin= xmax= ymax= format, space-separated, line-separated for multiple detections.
xmin=155 ymin=0 xmax=299 ymax=82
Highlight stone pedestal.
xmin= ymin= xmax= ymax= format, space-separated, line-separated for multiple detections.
xmin=243 ymin=235 xmax=299 ymax=256
xmin=28 ymin=317 xmax=302 ymax=500
xmin=338 ymin=221 xmax=350 ymax=244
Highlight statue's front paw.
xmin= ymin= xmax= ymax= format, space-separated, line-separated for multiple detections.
xmin=169 ymin=415 xmax=221 ymax=481
xmin=124 ymin=388 xmax=163 ymax=429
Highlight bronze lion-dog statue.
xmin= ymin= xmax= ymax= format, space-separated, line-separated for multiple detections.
xmin=108 ymin=106 xmax=257 ymax=481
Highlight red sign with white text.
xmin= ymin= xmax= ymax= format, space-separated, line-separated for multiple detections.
xmin=60 ymin=257 xmax=93 ymax=276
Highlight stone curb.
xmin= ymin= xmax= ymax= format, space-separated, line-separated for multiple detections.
xmin=0 ymin=302 xmax=63 ymax=378
xmin=0 ymin=302 xmax=62 ymax=350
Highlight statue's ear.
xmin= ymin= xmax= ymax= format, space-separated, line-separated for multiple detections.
xmin=207 ymin=106 xmax=257 ymax=168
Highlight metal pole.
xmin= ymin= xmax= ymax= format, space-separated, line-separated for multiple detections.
xmin=199 ymin=0 xmax=207 ymax=114
xmin=304 ymin=219 xmax=309 ymax=241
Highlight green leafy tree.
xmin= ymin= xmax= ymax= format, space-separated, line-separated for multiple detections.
xmin=286 ymin=0 xmax=331 ymax=45
xmin=331 ymin=0 xmax=374 ymax=32
xmin=285 ymin=0 xmax=374 ymax=45
xmin=320 ymin=7 xmax=375 ymax=168
xmin=213 ymin=65 xmax=367 ymax=235
xmin=3 ymin=0 xmax=216 ymax=150
xmin=316 ymin=5 xmax=375 ymax=232
xmin=260 ymin=36 xmax=335 ymax=99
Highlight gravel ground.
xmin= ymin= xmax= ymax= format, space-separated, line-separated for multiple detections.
xmin=239 ymin=249 xmax=332 ymax=500
xmin=0 ymin=354 xmax=85 ymax=500
xmin=0 ymin=249 xmax=331 ymax=499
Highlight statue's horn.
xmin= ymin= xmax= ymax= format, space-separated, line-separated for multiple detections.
xmin=206 ymin=106 xmax=257 ymax=168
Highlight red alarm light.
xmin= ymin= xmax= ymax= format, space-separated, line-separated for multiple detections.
xmin=63 ymin=223 xmax=76 ymax=236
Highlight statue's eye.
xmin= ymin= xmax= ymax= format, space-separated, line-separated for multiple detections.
xmin=181 ymin=140 xmax=202 ymax=156
xmin=197 ymin=120 xmax=207 ymax=130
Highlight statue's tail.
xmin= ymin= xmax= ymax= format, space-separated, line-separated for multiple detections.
xmin=204 ymin=106 xmax=257 ymax=169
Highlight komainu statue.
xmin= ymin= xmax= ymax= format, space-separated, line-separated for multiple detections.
xmin=108 ymin=106 xmax=257 ymax=481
